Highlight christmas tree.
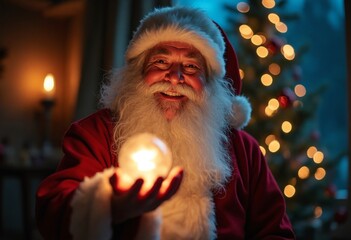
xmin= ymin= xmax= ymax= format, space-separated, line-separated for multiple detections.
xmin=224 ymin=0 xmax=342 ymax=238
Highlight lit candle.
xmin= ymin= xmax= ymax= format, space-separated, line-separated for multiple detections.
xmin=118 ymin=133 xmax=173 ymax=194
xmin=43 ymin=73 xmax=55 ymax=100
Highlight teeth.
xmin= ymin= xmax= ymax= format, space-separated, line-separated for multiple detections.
xmin=163 ymin=91 xmax=182 ymax=97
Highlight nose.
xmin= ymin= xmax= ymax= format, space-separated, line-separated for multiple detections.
xmin=166 ymin=63 xmax=184 ymax=85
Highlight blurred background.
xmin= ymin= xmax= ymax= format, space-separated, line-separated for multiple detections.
xmin=0 ymin=0 xmax=349 ymax=239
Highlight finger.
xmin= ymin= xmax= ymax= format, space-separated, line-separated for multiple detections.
xmin=142 ymin=177 xmax=166 ymax=211
xmin=109 ymin=173 xmax=118 ymax=193
xmin=141 ymin=177 xmax=164 ymax=200
xmin=161 ymin=170 xmax=183 ymax=201
xmin=126 ymin=178 xmax=144 ymax=199
xmin=160 ymin=167 xmax=183 ymax=196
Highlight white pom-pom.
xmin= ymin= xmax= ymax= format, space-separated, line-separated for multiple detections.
xmin=229 ymin=95 xmax=251 ymax=129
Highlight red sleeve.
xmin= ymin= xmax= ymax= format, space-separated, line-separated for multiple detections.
xmin=238 ymin=130 xmax=295 ymax=239
xmin=35 ymin=109 xmax=116 ymax=240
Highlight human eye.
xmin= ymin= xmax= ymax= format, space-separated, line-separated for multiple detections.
xmin=152 ymin=58 xmax=170 ymax=69
xmin=183 ymin=63 xmax=200 ymax=74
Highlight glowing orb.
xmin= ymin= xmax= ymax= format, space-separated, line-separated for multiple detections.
xmin=118 ymin=133 xmax=173 ymax=191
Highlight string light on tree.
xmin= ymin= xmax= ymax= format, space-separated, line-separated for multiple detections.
xmin=268 ymin=63 xmax=281 ymax=75
xmin=265 ymin=106 xmax=275 ymax=117
xmin=256 ymin=46 xmax=269 ymax=58
xmin=281 ymin=121 xmax=292 ymax=133
xmin=259 ymin=146 xmax=267 ymax=156
xmin=298 ymin=166 xmax=310 ymax=179
xmin=284 ymin=184 xmax=296 ymax=198
xmin=265 ymin=134 xmax=276 ymax=145
xmin=268 ymin=13 xmax=280 ymax=24
xmin=314 ymin=167 xmax=326 ymax=180
xmin=268 ymin=98 xmax=280 ymax=111
xmin=262 ymin=0 xmax=276 ymax=9
xmin=275 ymin=22 xmax=288 ymax=33
xmin=239 ymin=24 xmax=254 ymax=39
xmin=314 ymin=206 xmax=323 ymax=218
xmin=237 ymin=2 xmax=250 ymax=13
xmin=231 ymin=0 xmax=336 ymax=232
xmin=251 ymin=34 xmax=264 ymax=46
xmin=281 ymin=44 xmax=295 ymax=60
xmin=307 ymin=146 xmax=318 ymax=158
xmin=261 ymin=73 xmax=273 ymax=86
xmin=268 ymin=139 xmax=280 ymax=153
xmin=294 ymin=84 xmax=307 ymax=97
xmin=313 ymin=151 xmax=324 ymax=164
xmin=239 ymin=69 xmax=245 ymax=80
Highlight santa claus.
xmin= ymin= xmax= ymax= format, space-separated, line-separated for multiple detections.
xmin=36 ymin=6 xmax=295 ymax=240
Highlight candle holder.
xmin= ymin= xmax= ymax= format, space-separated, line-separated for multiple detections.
xmin=41 ymin=98 xmax=55 ymax=160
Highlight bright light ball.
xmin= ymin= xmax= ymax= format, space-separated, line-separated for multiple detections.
xmin=118 ymin=133 xmax=173 ymax=190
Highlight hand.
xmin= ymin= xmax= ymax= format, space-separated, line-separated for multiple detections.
xmin=109 ymin=167 xmax=183 ymax=224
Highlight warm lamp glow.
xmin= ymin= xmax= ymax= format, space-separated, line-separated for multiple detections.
xmin=118 ymin=133 xmax=173 ymax=192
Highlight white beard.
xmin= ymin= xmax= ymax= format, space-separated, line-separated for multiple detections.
xmin=105 ymin=65 xmax=234 ymax=239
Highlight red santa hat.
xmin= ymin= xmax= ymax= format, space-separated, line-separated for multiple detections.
xmin=125 ymin=6 xmax=251 ymax=129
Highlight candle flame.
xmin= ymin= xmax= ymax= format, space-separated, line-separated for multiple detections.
xmin=43 ymin=74 xmax=55 ymax=92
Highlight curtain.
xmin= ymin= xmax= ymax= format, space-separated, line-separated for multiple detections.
xmin=74 ymin=0 xmax=171 ymax=120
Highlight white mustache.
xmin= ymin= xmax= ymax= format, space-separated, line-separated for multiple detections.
xmin=145 ymin=82 xmax=201 ymax=102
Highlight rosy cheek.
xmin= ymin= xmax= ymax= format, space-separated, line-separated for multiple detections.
xmin=189 ymin=76 xmax=205 ymax=93
xmin=144 ymin=71 xmax=160 ymax=86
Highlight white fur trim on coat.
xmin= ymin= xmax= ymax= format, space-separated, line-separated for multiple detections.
xmin=70 ymin=168 xmax=162 ymax=240
xmin=70 ymin=168 xmax=115 ymax=240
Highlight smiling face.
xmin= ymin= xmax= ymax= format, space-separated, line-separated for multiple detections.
xmin=143 ymin=42 xmax=207 ymax=120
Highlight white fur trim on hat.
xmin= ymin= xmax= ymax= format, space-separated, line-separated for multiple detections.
xmin=125 ymin=7 xmax=226 ymax=79
xmin=230 ymin=95 xmax=252 ymax=129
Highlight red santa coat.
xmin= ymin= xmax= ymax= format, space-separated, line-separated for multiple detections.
xmin=36 ymin=109 xmax=295 ymax=239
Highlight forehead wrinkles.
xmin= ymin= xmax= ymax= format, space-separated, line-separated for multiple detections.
xmin=148 ymin=44 xmax=205 ymax=62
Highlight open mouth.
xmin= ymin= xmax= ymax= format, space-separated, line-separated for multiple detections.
xmin=158 ymin=91 xmax=186 ymax=100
